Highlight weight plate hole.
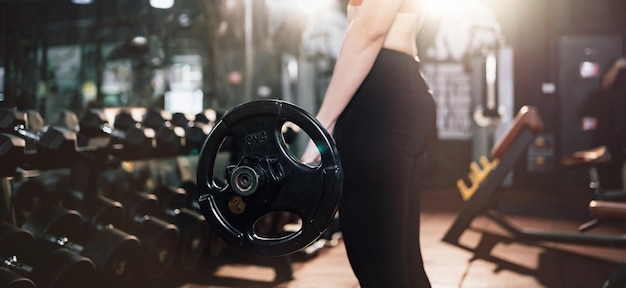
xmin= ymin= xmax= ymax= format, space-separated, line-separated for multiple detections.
xmin=253 ymin=211 xmax=301 ymax=238
xmin=281 ymin=122 xmax=321 ymax=169
xmin=212 ymin=136 xmax=234 ymax=188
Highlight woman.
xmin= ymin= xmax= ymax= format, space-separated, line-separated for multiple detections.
xmin=301 ymin=0 xmax=436 ymax=287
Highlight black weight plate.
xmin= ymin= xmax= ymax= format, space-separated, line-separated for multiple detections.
xmin=197 ymin=100 xmax=342 ymax=257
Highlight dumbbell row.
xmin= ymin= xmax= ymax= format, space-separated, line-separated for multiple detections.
xmin=79 ymin=108 xmax=216 ymax=159
xmin=0 ymin=222 xmax=95 ymax=288
xmin=1 ymin=106 xmax=302 ymax=174
xmin=18 ymin=175 xmax=209 ymax=269
xmin=107 ymin=186 xmax=211 ymax=277
xmin=5 ymin=177 xmax=211 ymax=288
xmin=21 ymin=203 xmax=139 ymax=287
xmin=0 ymin=109 xmax=79 ymax=171
xmin=94 ymin=169 xmax=215 ymax=272
xmin=4 ymin=195 xmax=142 ymax=287
xmin=0 ymin=107 xmax=223 ymax=175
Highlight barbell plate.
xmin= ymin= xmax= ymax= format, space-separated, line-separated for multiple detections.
xmin=197 ymin=100 xmax=342 ymax=257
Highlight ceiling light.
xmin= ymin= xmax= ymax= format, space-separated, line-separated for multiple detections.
xmin=150 ymin=0 xmax=174 ymax=9
xmin=131 ymin=36 xmax=148 ymax=47
xmin=72 ymin=0 xmax=93 ymax=4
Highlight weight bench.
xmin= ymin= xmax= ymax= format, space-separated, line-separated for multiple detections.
xmin=442 ymin=106 xmax=626 ymax=288
xmin=443 ymin=105 xmax=543 ymax=243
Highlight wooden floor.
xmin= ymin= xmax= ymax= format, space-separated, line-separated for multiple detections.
xmin=173 ymin=186 xmax=626 ymax=288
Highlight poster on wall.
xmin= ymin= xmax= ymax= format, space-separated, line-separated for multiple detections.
xmin=47 ymin=46 xmax=82 ymax=90
xmin=421 ymin=0 xmax=506 ymax=141
xmin=422 ymin=63 xmax=473 ymax=140
xmin=102 ymin=59 xmax=133 ymax=107
xmin=165 ymin=54 xmax=204 ymax=114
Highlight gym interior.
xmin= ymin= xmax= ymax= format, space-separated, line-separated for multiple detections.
xmin=0 ymin=0 xmax=625 ymax=287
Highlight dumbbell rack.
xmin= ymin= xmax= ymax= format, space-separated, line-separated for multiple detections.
xmin=0 ymin=106 xmax=319 ymax=287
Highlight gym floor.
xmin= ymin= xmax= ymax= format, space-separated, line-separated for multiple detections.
xmin=177 ymin=186 xmax=626 ymax=288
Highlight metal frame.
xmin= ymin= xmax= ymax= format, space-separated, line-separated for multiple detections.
xmin=443 ymin=127 xmax=536 ymax=243
xmin=442 ymin=123 xmax=626 ymax=288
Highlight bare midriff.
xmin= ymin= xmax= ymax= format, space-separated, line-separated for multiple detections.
xmin=347 ymin=0 xmax=424 ymax=57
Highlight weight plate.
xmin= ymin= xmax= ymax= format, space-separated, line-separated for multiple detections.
xmin=197 ymin=100 xmax=342 ymax=257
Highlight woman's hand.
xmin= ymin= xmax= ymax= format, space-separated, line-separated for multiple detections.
xmin=300 ymin=139 xmax=322 ymax=164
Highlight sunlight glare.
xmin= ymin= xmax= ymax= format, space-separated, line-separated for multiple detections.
xmin=423 ymin=0 xmax=461 ymax=17
xmin=297 ymin=0 xmax=335 ymax=14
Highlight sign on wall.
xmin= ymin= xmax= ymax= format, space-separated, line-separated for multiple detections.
xmin=47 ymin=46 xmax=82 ymax=90
xmin=422 ymin=63 xmax=473 ymax=140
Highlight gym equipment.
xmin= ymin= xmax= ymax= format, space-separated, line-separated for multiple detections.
xmin=0 ymin=108 xmax=77 ymax=170
xmin=559 ymin=145 xmax=626 ymax=201
xmin=115 ymin=191 xmax=180 ymax=277
xmin=197 ymin=100 xmax=342 ymax=257
xmin=63 ymin=193 xmax=143 ymax=287
xmin=79 ymin=109 xmax=154 ymax=159
xmin=560 ymin=147 xmax=626 ymax=288
xmin=457 ymin=155 xmax=499 ymax=201
xmin=170 ymin=112 xmax=214 ymax=154
xmin=179 ymin=181 xmax=201 ymax=211
xmin=137 ymin=109 xmax=191 ymax=157
xmin=0 ymin=133 xmax=25 ymax=177
xmin=21 ymin=202 xmax=140 ymax=287
xmin=443 ymin=106 xmax=626 ymax=288
xmin=11 ymin=177 xmax=57 ymax=227
xmin=151 ymin=186 xmax=210 ymax=272
xmin=0 ymin=222 xmax=96 ymax=288
xmin=0 ymin=267 xmax=35 ymax=288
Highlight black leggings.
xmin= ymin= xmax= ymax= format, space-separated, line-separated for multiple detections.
xmin=333 ymin=48 xmax=436 ymax=288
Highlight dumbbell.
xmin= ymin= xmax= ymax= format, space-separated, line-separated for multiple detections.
xmin=0 ymin=109 xmax=108 ymax=169
xmin=79 ymin=109 xmax=154 ymax=159
xmin=0 ymin=133 xmax=25 ymax=177
xmin=49 ymin=109 xmax=79 ymax=133
xmin=150 ymin=185 xmax=210 ymax=272
xmin=195 ymin=108 xmax=222 ymax=125
xmin=169 ymin=112 xmax=214 ymax=154
xmin=63 ymin=192 xmax=147 ymax=286
xmin=0 ymin=267 xmax=35 ymax=288
xmin=20 ymin=201 xmax=141 ymax=288
xmin=179 ymin=181 xmax=201 ymax=211
xmin=0 ymin=222 xmax=96 ymax=288
xmin=13 ymin=177 xmax=142 ymax=286
xmin=11 ymin=177 xmax=57 ymax=226
xmin=111 ymin=191 xmax=180 ymax=278
xmin=177 ymin=181 xmax=233 ymax=258
xmin=0 ymin=108 xmax=77 ymax=170
xmin=140 ymin=109 xmax=187 ymax=156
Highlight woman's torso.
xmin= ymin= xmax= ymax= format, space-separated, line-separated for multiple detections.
xmin=347 ymin=0 xmax=424 ymax=57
